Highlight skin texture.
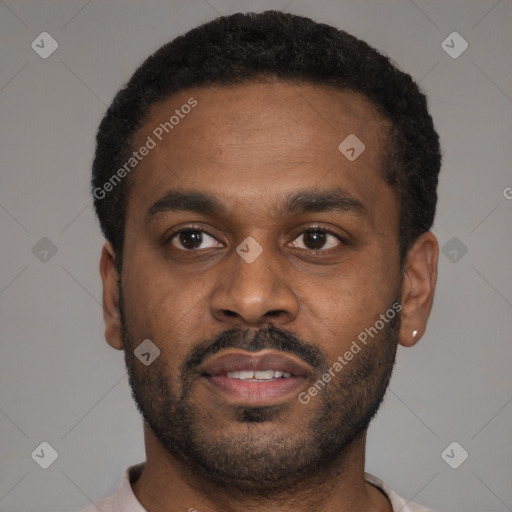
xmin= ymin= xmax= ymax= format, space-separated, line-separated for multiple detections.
xmin=99 ymin=81 xmax=439 ymax=512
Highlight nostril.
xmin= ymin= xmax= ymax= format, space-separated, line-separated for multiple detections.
xmin=264 ymin=310 xmax=285 ymax=319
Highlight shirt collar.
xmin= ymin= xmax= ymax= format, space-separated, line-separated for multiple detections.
xmin=113 ymin=464 xmax=435 ymax=512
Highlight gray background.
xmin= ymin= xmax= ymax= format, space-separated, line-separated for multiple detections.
xmin=0 ymin=0 xmax=511 ymax=511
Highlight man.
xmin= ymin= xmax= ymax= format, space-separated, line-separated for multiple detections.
xmin=85 ymin=10 xmax=441 ymax=512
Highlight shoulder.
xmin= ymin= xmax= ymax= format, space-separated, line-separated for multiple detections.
xmin=75 ymin=463 xmax=146 ymax=512
xmin=78 ymin=494 xmax=115 ymax=512
xmin=365 ymin=472 xmax=439 ymax=512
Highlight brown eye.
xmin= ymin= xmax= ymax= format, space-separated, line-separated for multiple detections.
xmin=303 ymin=230 xmax=327 ymax=249
xmin=170 ymin=229 xmax=221 ymax=250
xmin=290 ymin=229 xmax=342 ymax=251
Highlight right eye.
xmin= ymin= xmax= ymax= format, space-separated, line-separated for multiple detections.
xmin=167 ymin=229 xmax=224 ymax=251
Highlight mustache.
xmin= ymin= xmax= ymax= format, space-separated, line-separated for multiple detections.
xmin=181 ymin=325 xmax=327 ymax=378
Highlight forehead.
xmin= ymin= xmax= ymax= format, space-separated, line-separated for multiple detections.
xmin=127 ymin=81 xmax=394 ymax=223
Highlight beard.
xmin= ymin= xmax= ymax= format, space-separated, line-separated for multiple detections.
xmin=119 ymin=287 xmax=399 ymax=496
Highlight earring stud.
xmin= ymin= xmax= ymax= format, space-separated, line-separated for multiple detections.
xmin=412 ymin=330 xmax=418 ymax=338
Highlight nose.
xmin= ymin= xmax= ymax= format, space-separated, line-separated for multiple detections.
xmin=210 ymin=244 xmax=300 ymax=327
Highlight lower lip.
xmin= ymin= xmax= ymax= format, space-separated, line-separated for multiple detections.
xmin=204 ymin=375 xmax=307 ymax=405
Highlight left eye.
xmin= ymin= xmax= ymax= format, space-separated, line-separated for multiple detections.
xmin=289 ymin=229 xmax=342 ymax=251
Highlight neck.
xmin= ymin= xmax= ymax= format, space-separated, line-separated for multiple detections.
xmin=131 ymin=424 xmax=392 ymax=512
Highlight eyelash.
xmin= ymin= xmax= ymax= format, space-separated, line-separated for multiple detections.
xmin=165 ymin=224 xmax=345 ymax=252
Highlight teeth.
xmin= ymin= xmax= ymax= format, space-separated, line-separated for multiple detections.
xmin=225 ymin=370 xmax=292 ymax=380
xmin=254 ymin=370 xmax=274 ymax=380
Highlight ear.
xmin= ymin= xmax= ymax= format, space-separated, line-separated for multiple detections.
xmin=99 ymin=242 xmax=123 ymax=350
xmin=398 ymin=231 xmax=439 ymax=347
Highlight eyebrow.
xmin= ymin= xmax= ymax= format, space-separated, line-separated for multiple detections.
xmin=145 ymin=187 xmax=368 ymax=223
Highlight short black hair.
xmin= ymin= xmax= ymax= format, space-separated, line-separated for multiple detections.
xmin=92 ymin=10 xmax=441 ymax=269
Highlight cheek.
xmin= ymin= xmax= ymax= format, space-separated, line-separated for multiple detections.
xmin=121 ymin=254 xmax=213 ymax=362
xmin=302 ymin=253 xmax=396 ymax=355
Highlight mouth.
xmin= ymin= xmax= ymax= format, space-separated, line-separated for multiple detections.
xmin=224 ymin=369 xmax=292 ymax=381
xmin=199 ymin=349 xmax=312 ymax=405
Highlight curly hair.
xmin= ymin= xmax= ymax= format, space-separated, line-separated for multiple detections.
xmin=92 ymin=10 xmax=441 ymax=269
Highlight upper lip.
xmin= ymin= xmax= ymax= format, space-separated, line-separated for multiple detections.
xmin=199 ymin=349 xmax=313 ymax=377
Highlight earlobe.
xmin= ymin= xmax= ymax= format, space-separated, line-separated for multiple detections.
xmin=99 ymin=242 xmax=123 ymax=350
xmin=398 ymin=231 xmax=439 ymax=347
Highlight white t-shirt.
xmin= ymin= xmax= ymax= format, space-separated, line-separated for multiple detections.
xmin=79 ymin=463 xmax=437 ymax=512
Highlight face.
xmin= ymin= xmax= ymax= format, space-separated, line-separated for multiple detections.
xmin=111 ymin=82 xmax=406 ymax=492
